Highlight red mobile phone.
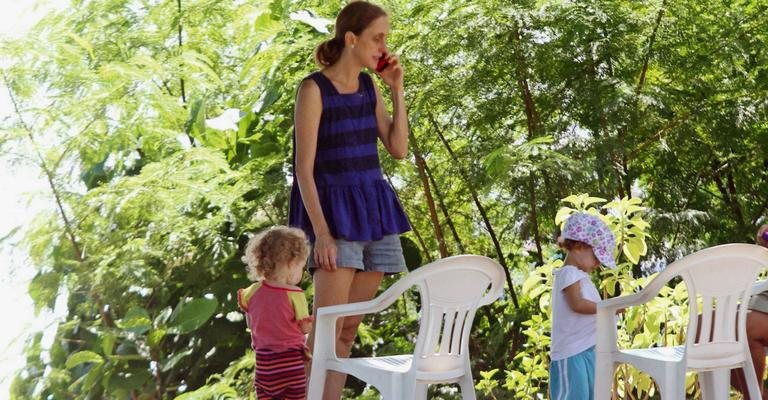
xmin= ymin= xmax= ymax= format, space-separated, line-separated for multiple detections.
xmin=376 ymin=53 xmax=389 ymax=72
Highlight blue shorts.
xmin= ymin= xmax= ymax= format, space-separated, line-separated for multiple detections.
xmin=308 ymin=234 xmax=407 ymax=275
xmin=549 ymin=346 xmax=595 ymax=400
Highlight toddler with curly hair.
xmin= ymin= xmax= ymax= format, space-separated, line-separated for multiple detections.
xmin=237 ymin=225 xmax=314 ymax=400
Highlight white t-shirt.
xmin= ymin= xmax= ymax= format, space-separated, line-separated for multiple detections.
xmin=550 ymin=264 xmax=601 ymax=361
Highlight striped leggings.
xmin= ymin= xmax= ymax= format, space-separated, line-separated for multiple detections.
xmin=254 ymin=347 xmax=307 ymax=400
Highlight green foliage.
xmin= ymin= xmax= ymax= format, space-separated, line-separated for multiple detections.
xmin=174 ymin=353 xmax=254 ymax=400
xmin=168 ymin=297 xmax=219 ymax=335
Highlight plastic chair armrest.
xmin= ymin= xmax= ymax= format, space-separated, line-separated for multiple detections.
xmin=595 ymin=307 xmax=619 ymax=352
xmin=597 ymin=292 xmax=646 ymax=312
xmin=312 ymin=312 xmax=339 ymax=361
xmin=313 ymin=276 xmax=416 ymax=361
xmin=313 ymin=299 xmax=388 ymax=361
xmin=596 ymin=292 xmax=649 ymax=353
xmin=316 ymin=281 xmax=410 ymax=319
xmin=316 ymin=299 xmax=383 ymax=319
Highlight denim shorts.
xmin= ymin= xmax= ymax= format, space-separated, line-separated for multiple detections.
xmin=308 ymin=234 xmax=407 ymax=275
xmin=749 ymin=290 xmax=768 ymax=314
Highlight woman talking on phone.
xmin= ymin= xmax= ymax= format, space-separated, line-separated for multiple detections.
xmin=288 ymin=2 xmax=411 ymax=398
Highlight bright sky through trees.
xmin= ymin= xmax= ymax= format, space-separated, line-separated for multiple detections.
xmin=0 ymin=0 xmax=68 ymax=395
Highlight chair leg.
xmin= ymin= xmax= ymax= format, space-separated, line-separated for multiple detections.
xmin=653 ymin=368 xmax=685 ymax=400
xmin=741 ymin=359 xmax=763 ymax=400
xmin=307 ymin=365 xmax=326 ymax=400
xmin=414 ymin=382 xmax=428 ymax=400
xmin=458 ymin=368 xmax=477 ymax=400
xmin=399 ymin=378 xmax=416 ymax=400
xmin=699 ymin=369 xmax=729 ymax=400
xmin=594 ymin=353 xmax=615 ymax=400
xmin=377 ymin=373 xmax=401 ymax=400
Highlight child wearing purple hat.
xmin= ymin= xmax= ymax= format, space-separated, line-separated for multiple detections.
xmin=549 ymin=212 xmax=617 ymax=400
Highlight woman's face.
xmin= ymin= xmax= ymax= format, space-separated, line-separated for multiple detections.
xmin=350 ymin=16 xmax=389 ymax=70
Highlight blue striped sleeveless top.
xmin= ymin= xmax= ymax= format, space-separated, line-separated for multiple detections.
xmin=288 ymin=71 xmax=411 ymax=242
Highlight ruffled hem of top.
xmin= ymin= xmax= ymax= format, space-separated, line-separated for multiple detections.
xmin=289 ymin=180 xmax=411 ymax=242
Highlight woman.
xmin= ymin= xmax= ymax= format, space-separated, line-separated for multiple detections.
xmin=288 ymin=2 xmax=411 ymax=399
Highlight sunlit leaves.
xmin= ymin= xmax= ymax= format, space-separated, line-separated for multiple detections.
xmin=161 ymin=348 xmax=194 ymax=373
xmin=253 ymin=12 xmax=284 ymax=44
xmin=117 ymin=307 xmax=152 ymax=335
xmin=289 ymin=10 xmax=331 ymax=34
xmin=168 ymin=297 xmax=219 ymax=335
xmin=606 ymin=197 xmax=650 ymax=265
xmin=475 ymin=368 xmax=500 ymax=394
xmin=179 ymin=50 xmax=225 ymax=89
xmin=65 ymin=351 xmax=104 ymax=370
xmin=28 ymin=272 xmax=61 ymax=314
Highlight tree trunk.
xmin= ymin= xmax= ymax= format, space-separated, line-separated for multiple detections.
xmin=527 ymin=173 xmax=544 ymax=265
xmin=711 ymin=160 xmax=744 ymax=226
xmin=410 ymin=134 xmax=449 ymax=257
xmin=424 ymin=162 xmax=466 ymax=253
xmin=617 ymin=0 xmax=666 ymax=199
xmin=177 ymin=0 xmax=187 ymax=104
xmin=726 ymin=170 xmax=745 ymax=227
xmin=177 ymin=0 xmax=194 ymax=150
xmin=384 ymin=173 xmax=434 ymax=263
xmin=636 ymin=1 xmax=666 ymax=93
xmin=511 ymin=26 xmax=544 ymax=264
xmin=3 ymin=72 xmax=121 ymax=381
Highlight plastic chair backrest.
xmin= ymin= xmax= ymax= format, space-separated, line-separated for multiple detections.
xmin=409 ymin=256 xmax=505 ymax=373
xmin=666 ymin=245 xmax=767 ymax=369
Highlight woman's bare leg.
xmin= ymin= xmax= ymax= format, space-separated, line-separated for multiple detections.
xmin=746 ymin=311 xmax=768 ymax=399
xmin=307 ymin=268 xmax=383 ymax=400
xmin=732 ymin=310 xmax=768 ymax=399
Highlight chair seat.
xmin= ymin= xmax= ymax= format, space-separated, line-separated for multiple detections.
xmin=618 ymin=344 xmax=748 ymax=370
xmin=335 ymin=354 xmax=413 ymax=374
xmin=330 ymin=354 xmax=468 ymax=382
xmin=618 ymin=346 xmax=685 ymax=363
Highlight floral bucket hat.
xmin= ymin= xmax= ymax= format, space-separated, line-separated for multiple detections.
xmin=562 ymin=212 xmax=617 ymax=269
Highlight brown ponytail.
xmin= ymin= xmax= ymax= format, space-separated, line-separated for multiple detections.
xmin=315 ymin=37 xmax=345 ymax=67
xmin=314 ymin=1 xmax=388 ymax=67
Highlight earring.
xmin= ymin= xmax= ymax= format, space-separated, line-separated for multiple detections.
xmin=351 ymin=44 xmax=355 ymax=49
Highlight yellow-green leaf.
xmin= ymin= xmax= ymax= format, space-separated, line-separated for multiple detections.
xmin=66 ymin=351 xmax=104 ymax=369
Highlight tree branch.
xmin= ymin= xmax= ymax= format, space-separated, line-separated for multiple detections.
xmin=424 ymin=161 xmax=466 ymax=253
xmin=427 ymin=112 xmax=519 ymax=308
xmin=2 ymin=70 xmax=83 ymax=262
xmin=410 ymin=133 xmax=449 ymax=257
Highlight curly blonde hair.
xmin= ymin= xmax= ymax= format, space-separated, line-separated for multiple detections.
xmin=241 ymin=226 xmax=310 ymax=281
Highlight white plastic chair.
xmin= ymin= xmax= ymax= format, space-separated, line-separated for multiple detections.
xmin=595 ymin=243 xmax=768 ymax=400
xmin=307 ymin=255 xmax=505 ymax=400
